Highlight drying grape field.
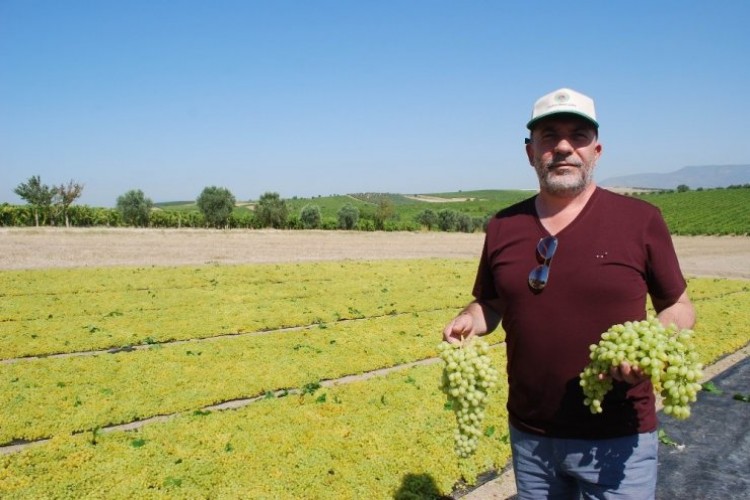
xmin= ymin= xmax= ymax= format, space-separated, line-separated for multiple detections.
xmin=1 ymin=228 xmax=749 ymax=499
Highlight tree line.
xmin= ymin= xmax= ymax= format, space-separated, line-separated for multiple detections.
xmin=4 ymin=176 xmax=488 ymax=232
xmin=11 ymin=175 xmax=85 ymax=227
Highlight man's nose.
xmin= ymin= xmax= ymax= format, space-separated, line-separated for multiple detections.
xmin=554 ymin=137 xmax=575 ymax=154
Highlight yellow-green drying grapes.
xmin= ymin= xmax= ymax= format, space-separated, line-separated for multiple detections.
xmin=580 ymin=317 xmax=703 ymax=420
xmin=437 ymin=337 xmax=499 ymax=458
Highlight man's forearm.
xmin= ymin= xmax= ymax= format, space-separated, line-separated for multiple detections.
xmin=655 ymin=291 xmax=696 ymax=330
xmin=459 ymin=300 xmax=502 ymax=336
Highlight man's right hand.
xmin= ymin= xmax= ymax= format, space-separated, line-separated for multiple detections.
xmin=443 ymin=313 xmax=475 ymax=344
xmin=443 ymin=300 xmax=502 ymax=344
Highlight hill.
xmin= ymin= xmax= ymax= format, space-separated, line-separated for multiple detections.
xmin=155 ymin=190 xmax=535 ymax=220
xmin=600 ymin=164 xmax=750 ymax=190
xmin=150 ymin=187 xmax=750 ymax=236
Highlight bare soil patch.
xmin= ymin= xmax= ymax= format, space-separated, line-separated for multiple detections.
xmin=1 ymin=228 xmax=749 ymax=279
xmin=0 ymin=228 xmax=485 ymax=269
xmin=670 ymin=236 xmax=750 ymax=279
xmin=403 ymin=195 xmax=477 ymax=203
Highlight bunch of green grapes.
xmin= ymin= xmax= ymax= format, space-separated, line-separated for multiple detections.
xmin=580 ymin=317 xmax=703 ymax=420
xmin=437 ymin=337 xmax=499 ymax=458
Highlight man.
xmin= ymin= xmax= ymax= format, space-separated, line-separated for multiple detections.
xmin=443 ymin=88 xmax=695 ymax=499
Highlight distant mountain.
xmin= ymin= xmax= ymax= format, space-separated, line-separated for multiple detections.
xmin=600 ymin=164 xmax=750 ymax=190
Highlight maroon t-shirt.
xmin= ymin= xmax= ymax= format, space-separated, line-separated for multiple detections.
xmin=473 ymin=187 xmax=687 ymax=438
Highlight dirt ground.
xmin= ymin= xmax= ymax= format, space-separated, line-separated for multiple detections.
xmin=1 ymin=228 xmax=749 ymax=279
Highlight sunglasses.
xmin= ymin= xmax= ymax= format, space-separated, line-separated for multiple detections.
xmin=528 ymin=236 xmax=558 ymax=291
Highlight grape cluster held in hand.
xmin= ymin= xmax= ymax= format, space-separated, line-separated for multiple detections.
xmin=580 ymin=317 xmax=703 ymax=420
xmin=438 ymin=338 xmax=499 ymax=458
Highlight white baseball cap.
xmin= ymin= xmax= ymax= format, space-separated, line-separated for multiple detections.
xmin=526 ymin=88 xmax=598 ymax=130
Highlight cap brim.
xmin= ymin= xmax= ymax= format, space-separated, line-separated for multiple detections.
xmin=527 ymin=111 xmax=599 ymax=130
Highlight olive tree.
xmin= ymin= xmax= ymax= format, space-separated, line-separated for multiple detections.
xmin=437 ymin=209 xmax=458 ymax=232
xmin=196 ymin=186 xmax=236 ymax=228
xmin=457 ymin=213 xmax=474 ymax=233
xmin=374 ymin=198 xmax=395 ymax=230
xmin=116 ymin=189 xmax=154 ymax=227
xmin=415 ymin=209 xmax=437 ymax=230
xmin=255 ymin=192 xmax=289 ymax=228
xmin=55 ymin=180 xmax=84 ymax=228
xmin=13 ymin=175 xmax=55 ymax=226
xmin=300 ymin=204 xmax=322 ymax=229
xmin=337 ymin=203 xmax=359 ymax=230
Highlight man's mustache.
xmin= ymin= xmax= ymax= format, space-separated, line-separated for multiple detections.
xmin=547 ymin=158 xmax=583 ymax=169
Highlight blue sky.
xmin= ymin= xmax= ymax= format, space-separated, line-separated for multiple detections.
xmin=2 ymin=1 xmax=749 ymax=207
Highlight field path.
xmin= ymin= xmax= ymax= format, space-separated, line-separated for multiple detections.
xmin=1 ymin=228 xmax=749 ymax=279
xmin=0 ymin=228 xmax=483 ymax=269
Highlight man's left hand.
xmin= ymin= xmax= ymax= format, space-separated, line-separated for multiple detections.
xmin=604 ymin=361 xmax=648 ymax=385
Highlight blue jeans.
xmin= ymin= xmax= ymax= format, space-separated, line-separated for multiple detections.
xmin=510 ymin=424 xmax=658 ymax=499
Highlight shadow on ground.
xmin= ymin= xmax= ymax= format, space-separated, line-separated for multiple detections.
xmin=394 ymin=472 xmax=453 ymax=499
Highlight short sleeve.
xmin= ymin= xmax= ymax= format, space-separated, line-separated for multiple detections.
xmin=644 ymin=209 xmax=687 ymax=302
xmin=472 ymin=235 xmax=499 ymax=301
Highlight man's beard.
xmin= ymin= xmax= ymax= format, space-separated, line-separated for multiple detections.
xmin=534 ymin=158 xmax=594 ymax=196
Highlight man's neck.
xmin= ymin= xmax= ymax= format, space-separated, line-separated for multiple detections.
xmin=535 ymin=182 xmax=597 ymax=234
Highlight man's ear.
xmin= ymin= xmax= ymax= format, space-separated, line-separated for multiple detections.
xmin=525 ymin=141 xmax=534 ymax=166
